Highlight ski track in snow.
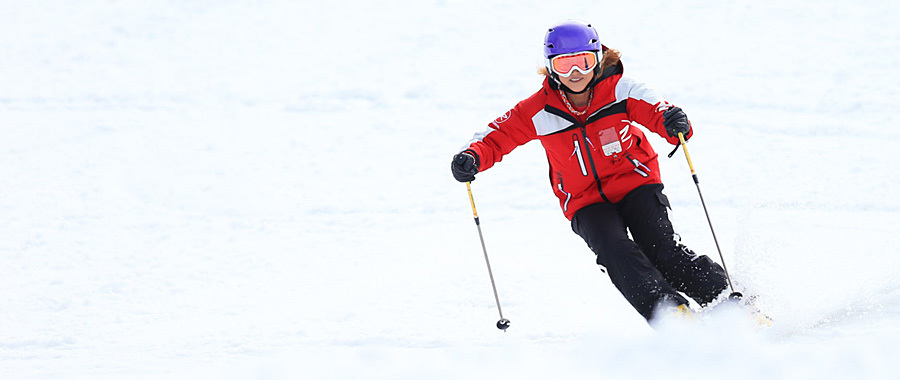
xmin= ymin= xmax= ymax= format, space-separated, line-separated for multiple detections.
xmin=2 ymin=0 xmax=900 ymax=378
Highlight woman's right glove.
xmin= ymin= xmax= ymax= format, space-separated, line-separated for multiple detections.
xmin=451 ymin=151 xmax=479 ymax=182
xmin=662 ymin=106 xmax=692 ymax=140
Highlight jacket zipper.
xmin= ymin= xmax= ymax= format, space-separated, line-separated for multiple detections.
xmin=571 ymin=136 xmax=588 ymax=176
xmin=557 ymin=182 xmax=572 ymax=212
xmin=543 ymin=103 xmax=615 ymax=204
xmin=578 ymin=124 xmax=611 ymax=203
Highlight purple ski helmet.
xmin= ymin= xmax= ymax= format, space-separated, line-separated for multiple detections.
xmin=543 ymin=20 xmax=601 ymax=58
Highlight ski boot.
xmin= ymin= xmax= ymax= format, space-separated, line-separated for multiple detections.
xmin=726 ymin=292 xmax=773 ymax=327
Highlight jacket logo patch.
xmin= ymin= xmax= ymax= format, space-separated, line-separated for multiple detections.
xmin=492 ymin=111 xmax=511 ymax=127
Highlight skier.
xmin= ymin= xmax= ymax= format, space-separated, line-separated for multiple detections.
xmin=451 ymin=20 xmax=729 ymax=322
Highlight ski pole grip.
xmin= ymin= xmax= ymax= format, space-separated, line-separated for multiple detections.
xmin=466 ymin=181 xmax=480 ymax=224
xmin=678 ymin=132 xmax=697 ymax=176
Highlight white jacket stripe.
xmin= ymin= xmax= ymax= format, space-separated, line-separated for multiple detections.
xmin=615 ymin=76 xmax=666 ymax=106
xmin=459 ymin=128 xmax=494 ymax=152
xmin=531 ymin=109 xmax=573 ymax=136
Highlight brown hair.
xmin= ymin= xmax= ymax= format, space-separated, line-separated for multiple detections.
xmin=538 ymin=48 xmax=622 ymax=77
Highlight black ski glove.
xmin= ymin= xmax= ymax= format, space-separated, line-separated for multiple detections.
xmin=451 ymin=151 xmax=479 ymax=182
xmin=662 ymin=106 xmax=691 ymax=139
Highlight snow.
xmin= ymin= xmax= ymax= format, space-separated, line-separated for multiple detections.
xmin=2 ymin=0 xmax=899 ymax=378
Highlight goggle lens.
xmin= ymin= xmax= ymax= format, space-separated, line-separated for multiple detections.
xmin=550 ymin=51 xmax=598 ymax=77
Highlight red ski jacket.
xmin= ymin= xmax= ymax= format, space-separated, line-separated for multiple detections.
xmin=460 ymin=67 xmax=690 ymax=220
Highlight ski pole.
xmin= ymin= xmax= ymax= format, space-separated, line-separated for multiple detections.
xmin=466 ymin=181 xmax=511 ymax=331
xmin=677 ymin=132 xmax=736 ymax=294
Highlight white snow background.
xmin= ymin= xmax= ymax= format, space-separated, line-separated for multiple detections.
xmin=2 ymin=0 xmax=900 ymax=379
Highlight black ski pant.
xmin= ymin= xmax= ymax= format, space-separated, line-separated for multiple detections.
xmin=570 ymin=184 xmax=728 ymax=321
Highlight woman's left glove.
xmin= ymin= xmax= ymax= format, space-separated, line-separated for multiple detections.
xmin=451 ymin=151 xmax=479 ymax=182
xmin=662 ymin=106 xmax=692 ymax=139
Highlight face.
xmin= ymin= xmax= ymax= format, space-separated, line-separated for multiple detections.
xmin=548 ymin=51 xmax=598 ymax=93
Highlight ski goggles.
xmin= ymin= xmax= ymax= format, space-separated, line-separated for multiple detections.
xmin=547 ymin=51 xmax=599 ymax=77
